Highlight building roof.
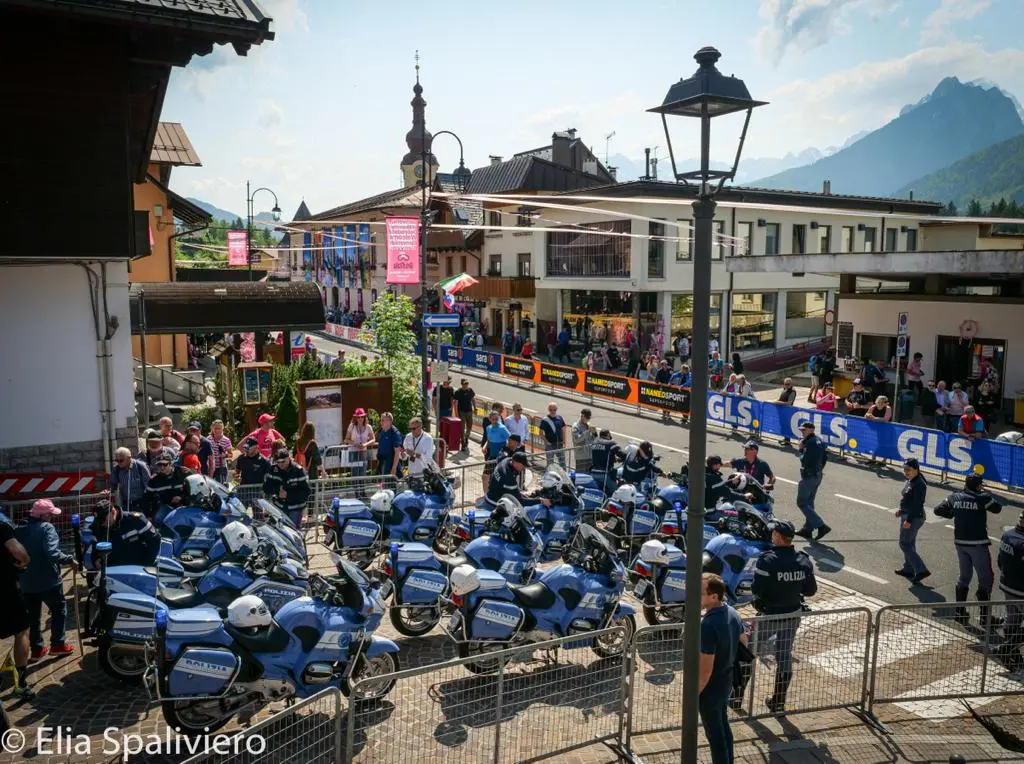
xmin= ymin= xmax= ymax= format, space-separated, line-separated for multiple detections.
xmin=150 ymin=122 xmax=201 ymax=166
xmin=7 ymin=0 xmax=275 ymax=52
xmin=129 ymin=281 xmax=323 ymax=334
xmin=552 ymin=180 xmax=944 ymax=215
xmin=145 ymin=173 xmax=211 ymax=227
xmin=307 ymin=186 xmax=422 ymax=222
xmin=293 ymin=200 xmax=312 ymax=221
xmin=466 ymin=155 xmax=611 ymax=197
xmin=436 ymin=173 xmax=483 ymax=227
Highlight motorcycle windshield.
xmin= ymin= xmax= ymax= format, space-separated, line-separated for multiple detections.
xmin=255 ymin=523 xmax=303 ymax=560
xmin=254 ymin=499 xmax=299 ymax=531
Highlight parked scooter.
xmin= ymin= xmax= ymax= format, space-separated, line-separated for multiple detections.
xmin=148 ymin=555 xmax=398 ymax=736
xmin=443 ymin=524 xmax=635 ymax=674
xmin=322 ymin=462 xmax=455 ymax=565
xmin=93 ymin=524 xmax=308 ymax=684
xmin=376 ymin=498 xmax=543 ymax=637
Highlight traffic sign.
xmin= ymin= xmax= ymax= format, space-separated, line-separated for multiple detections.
xmin=422 ymin=313 xmax=460 ymax=328
xmin=896 ymin=334 xmax=908 ymax=357
xmin=897 ymin=312 xmax=909 ymax=336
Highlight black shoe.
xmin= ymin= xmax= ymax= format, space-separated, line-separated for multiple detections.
xmin=953 ymin=610 xmax=971 ymax=626
xmin=815 ymin=525 xmax=832 ymax=541
xmin=912 ymin=570 xmax=932 ymax=584
xmin=765 ymin=695 xmax=785 ymax=713
xmin=894 ymin=569 xmax=912 ymax=578
xmin=794 ymin=528 xmax=813 ymax=540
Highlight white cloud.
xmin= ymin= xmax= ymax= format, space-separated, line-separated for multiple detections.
xmin=920 ymin=0 xmax=991 ymax=43
xmin=756 ymin=0 xmax=899 ymax=64
xmin=748 ymin=41 xmax=1024 ymax=154
xmin=256 ymin=100 xmax=284 ymax=128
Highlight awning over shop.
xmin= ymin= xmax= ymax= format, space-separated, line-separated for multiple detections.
xmin=129 ymin=281 xmax=325 ymax=334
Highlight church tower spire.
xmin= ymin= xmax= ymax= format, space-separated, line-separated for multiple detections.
xmin=401 ymin=51 xmax=439 ymax=187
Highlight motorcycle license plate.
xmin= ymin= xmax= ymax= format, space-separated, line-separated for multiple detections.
xmin=634 ymin=580 xmax=650 ymax=599
xmin=379 ymin=579 xmax=393 ymax=600
xmin=447 ymin=611 xmax=462 ymax=635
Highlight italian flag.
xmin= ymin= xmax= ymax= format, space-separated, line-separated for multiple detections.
xmin=437 ymin=272 xmax=478 ymax=294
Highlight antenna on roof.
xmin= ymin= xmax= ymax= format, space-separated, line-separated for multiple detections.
xmin=604 ymin=131 xmax=616 ymax=164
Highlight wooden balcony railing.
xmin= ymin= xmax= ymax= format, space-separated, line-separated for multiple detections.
xmin=460 ymin=276 xmax=536 ymax=300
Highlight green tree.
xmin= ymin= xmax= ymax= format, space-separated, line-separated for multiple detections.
xmin=967 ymin=199 xmax=983 ymax=217
xmin=275 ymin=384 xmax=300 ymax=445
xmin=362 ymin=292 xmax=417 ymax=373
xmin=941 ymin=200 xmax=959 ymax=216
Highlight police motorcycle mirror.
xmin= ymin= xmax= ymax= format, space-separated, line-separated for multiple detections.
xmin=95 ymin=541 xmax=113 ymax=557
xmin=71 ymin=514 xmax=80 ymax=528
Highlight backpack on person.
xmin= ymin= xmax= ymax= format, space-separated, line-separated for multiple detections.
xmin=808 ymin=354 xmax=821 ymax=374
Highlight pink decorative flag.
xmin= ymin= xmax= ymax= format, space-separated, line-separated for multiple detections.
xmin=385 ymin=216 xmax=420 ymax=284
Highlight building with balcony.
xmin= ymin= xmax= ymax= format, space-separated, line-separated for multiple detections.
xmin=727 ymin=218 xmax=1024 ymax=405
xmin=491 ymin=180 xmax=943 ymax=359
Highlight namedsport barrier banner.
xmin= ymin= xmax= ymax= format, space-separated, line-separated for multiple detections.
xmin=431 ymin=344 xmax=1023 ymax=487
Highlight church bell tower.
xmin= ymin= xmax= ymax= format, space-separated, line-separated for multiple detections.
xmin=400 ymin=51 xmax=439 ymax=187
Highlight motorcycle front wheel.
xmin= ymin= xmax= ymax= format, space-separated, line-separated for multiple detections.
xmin=346 ymin=652 xmax=399 ymax=700
xmin=458 ymin=640 xmax=513 ymax=675
xmin=592 ymin=614 xmax=635 ymax=658
xmin=162 ymin=699 xmax=234 ymax=737
xmin=389 ymin=605 xmax=441 ymax=637
xmin=97 ymin=637 xmax=146 ymax=685
xmin=642 ymin=602 xmax=685 ymax=626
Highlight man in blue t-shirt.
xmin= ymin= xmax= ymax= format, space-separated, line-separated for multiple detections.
xmin=375 ymin=412 xmax=404 ymax=481
xmin=481 ymin=410 xmax=510 ymax=494
xmin=699 ymin=573 xmax=745 ymax=764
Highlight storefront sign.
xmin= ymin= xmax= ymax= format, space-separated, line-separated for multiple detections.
xmin=540 ymin=364 xmax=580 ymax=389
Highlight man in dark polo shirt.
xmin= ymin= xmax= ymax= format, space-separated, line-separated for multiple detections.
xmin=0 ymin=511 xmax=34 ymax=698
xmin=699 ymin=572 xmax=745 ymax=764
xmin=452 ymin=379 xmax=476 ymax=451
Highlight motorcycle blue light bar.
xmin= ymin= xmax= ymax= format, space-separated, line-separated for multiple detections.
xmin=71 ymin=514 xmax=80 ymax=527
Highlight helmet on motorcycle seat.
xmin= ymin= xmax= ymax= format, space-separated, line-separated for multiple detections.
xmin=494 ymin=496 xmax=524 ymax=526
xmin=611 ymin=483 xmax=638 ymax=505
xmin=222 ymin=521 xmax=257 ymax=555
xmin=370 ymin=489 xmax=395 ymax=516
xmin=227 ymin=595 xmax=272 ymax=630
xmin=540 ymin=465 xmax=570 ymax=492
xmin=184 ymin=474 xmax=221 ymax=510
xmin=726 ymin=472 xmax=749 ymax=491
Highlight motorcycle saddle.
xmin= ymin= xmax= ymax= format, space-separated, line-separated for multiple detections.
xmin=436 ymin=554 xmax=468 ymax=572
xmin=224 ymin=620 xmax=291 ymax=653
xmin=180 ymin=556 xmax=213 ymax=574
xmin=511 ymin=582 xmax=556 ymax=610
xmin=160 ymin=587 xmax=204 ymax=609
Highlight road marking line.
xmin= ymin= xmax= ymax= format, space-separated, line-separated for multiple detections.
xmin=775 ymin=476 xmax=797 ymax=485
xmin=893 ymin=666 xmax=1024 ymax=721
xmin=809 ymin=623 xmax=958 ymax=678
xmin=811 ymin=557 xmax=890 ymax=585
xmin=834 ymin=494 xmax=890 ymax=511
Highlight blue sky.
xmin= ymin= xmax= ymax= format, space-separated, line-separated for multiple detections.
xmin=163 ymin=0 xmax=1024 ymax=218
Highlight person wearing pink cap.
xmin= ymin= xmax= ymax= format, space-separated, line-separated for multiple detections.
xmin=345 ymin=408 xmax=376 ymax=477
xmin=246 ymin=412 xmax=283 ymax=459
xmin=14 ymin=499 xmax=76 ymax=661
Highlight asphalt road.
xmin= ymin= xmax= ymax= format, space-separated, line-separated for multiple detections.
xmin=311 ymin=333 xmax=1024 ymax=607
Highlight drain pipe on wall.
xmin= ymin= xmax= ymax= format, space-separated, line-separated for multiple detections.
xmin=78 ymin=263 xmax=114 ymax=474
xmin=100 ymin=262 xmax=119 ymax=473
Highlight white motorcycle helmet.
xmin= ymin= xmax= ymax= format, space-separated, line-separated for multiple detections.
xmin=611 ymin=483 xmax=639 ymax=505
xmin=227 ymin=595 xmax=271 ymax=630
xmin=184 ymin=474 xmax=217 ymax=508
xmin=540 ymin=465 xmax=570 ymax=492
xmin=726 ymin=472 xmax=749 ymax=491
xmin=370 ymin=489 xmax=395 ymax=515
xmin=495 ymin=496 xmax=527 ymax=528
xmin=222 ymin=521 xmax=257 ymax=555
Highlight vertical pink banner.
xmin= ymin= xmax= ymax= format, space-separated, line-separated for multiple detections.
xmin=227 ymin=230 xmax=249 ymax=266
xmin=385 ymin=216 xmax=421 ymax=284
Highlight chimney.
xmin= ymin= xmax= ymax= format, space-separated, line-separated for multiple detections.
xmin=567 ymin=128 xmax=577 ymax=139
xmin=609 ymin=166 xmax=618 ymax=180
xmin=908 ymin=190 xmax=914 ymax=201
xmin=822 ymin=179 xmax=831 ymax=195
xmin=644 ymin=148 xmax=651 ymax=180
xmin=489 ymin=155 xmax=503 ymax=166
xmin=552 ymin=131 xmax=572 ymax=168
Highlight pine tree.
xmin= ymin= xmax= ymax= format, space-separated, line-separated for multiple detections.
xmin=967 ymin=199 xmax=983 ymax=217
xmin=274 ymin=384 xmax=300 ymax=445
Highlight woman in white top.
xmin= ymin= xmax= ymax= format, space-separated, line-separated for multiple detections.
xmin=345 ymin=408 xmax=376 ymax=477
xmin=401 ymin=417 xmax=435 ymax=477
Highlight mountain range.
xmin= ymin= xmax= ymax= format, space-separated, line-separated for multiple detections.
xmin=750 ymin=77 xmax=1024 ymax=199
xmin=186 ymin=198 xmax=281 ymax=231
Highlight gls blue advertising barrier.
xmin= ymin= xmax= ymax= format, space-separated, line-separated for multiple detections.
xmin=709 ymin=392 xmax=1020 ymax=485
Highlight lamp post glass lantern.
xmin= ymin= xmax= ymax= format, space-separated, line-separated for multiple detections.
xmin=648 ymin=46 xmax=766 ymax=763
xmin=418 ymin=127 xmax=470 ymax=430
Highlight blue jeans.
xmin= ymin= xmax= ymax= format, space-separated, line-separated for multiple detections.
xmin=796 ymin=472 xmax=825 ymax=530
xmin=699 ymin=682 xmax=734 ymax=764
xmin=24 ymin=585 xmax=67 ymax=649
xmin=898 ymin=517 xmax=927 ymax=576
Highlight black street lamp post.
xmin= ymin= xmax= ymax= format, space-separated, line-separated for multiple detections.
xmin=418 ymin=128 xmax=471 ymax=430
xmin=246 ymin=181 xmax=282 ymax=282
xmin=648 ymin=46 xmax=766 ymax=762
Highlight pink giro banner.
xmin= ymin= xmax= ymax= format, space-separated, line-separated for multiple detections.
xmin=227 ymin=230 xmax=250 ymax=266
xmin=385 ymin=216 xmax=420 ymax=284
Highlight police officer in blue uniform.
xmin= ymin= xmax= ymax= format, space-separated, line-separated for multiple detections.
xmin=620 ymin=441 xmax=663 ymax=489
xmin=751 ymin=519 xmax=817 ymax=713
xmin=589 ymin=430 xmax=625 ymax=496
xmin=934 ymin=474 xmax=1003 ymax=627
xmin=997 ymin=512 xmax=1024 ymax=669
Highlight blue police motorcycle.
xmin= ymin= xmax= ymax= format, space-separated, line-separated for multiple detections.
xmin=149 ymin=554 xmax=398 ymax=736
xmin=443 ymin=524 xmax=635 ymax=674
xmin=377 ymin=498 xmax=543 ymax=637
xmin=94 ymin=528 xmax=309 ymax=684
xmin=322 ymin=462 xmax=455 ymax=566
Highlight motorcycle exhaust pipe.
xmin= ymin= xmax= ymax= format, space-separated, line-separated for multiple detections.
xmin=109 ymin=641 xmax=148 ymax=656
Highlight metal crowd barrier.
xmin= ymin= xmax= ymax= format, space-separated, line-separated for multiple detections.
xmin=162 ymin=598 xmax=1024 ymax=764
xmin=867 ymin=599 xmax=1024 ymax=715
xmin=1 ymin=491 xmax=109 ymax=554
xmin=345 ymin=626 xmax=630 ymax=764
xmin=182 ymin=686 xmax=343 ymax=764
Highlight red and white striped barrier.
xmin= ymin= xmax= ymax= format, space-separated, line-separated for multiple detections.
xmin=0 ymin=473 xmax=106 ymax=497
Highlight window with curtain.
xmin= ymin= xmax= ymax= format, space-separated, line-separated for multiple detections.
xmin=735 ymin=221 xmax=753 ymax=256
xmin=764 ymin=223 xmax=780 ymax=255
xmin=648 ymin=220 xmax=665 ymax=278
xmin=546 ymin=219 xmax=631 ymax=277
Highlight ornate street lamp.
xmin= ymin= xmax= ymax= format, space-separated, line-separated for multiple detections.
xmin=648 ymin=46 xmax=766 ymax=763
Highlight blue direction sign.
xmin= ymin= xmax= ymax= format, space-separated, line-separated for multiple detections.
xmin=422 ymin=313 xmax=461 ymax=328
